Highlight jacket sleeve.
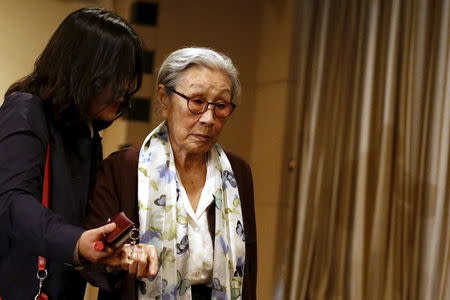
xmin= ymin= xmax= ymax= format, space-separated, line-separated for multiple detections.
xmin=0 ymin=131 xmax=83 ymax=263
xmin=241 ymin=160 xmax=257 ymax=300
xmin=226 ymin=151 xmax=258 ymax=300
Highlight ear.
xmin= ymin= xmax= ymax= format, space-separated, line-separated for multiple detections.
xmin=157 ymin=84 xmax=169 ymax=119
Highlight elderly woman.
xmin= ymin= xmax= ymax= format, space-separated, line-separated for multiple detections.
xmin=84 ymin=47 xmax=257 ymax=299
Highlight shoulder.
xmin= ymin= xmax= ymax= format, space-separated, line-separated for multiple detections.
xmin=223 ymin=150 xmax=253 ymax=192
xmin=224 ymin=150 xmax=251 ymax=173
xmin=103 ymin=146 xmax=140 ymax=172
xmin=1 ymin=92 xmax=46 ymax=121
xmin=0 ymin=92 xmax=48 ymax=140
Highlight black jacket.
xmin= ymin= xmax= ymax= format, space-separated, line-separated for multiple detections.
xmin=0 ymin=92 xmax=103 ymax=299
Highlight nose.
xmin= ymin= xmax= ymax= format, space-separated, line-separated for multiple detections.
xmin=199 ymin=104 xmax=215 ymax=125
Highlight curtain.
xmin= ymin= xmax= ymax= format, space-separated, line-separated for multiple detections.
xmin=279 ymin=0 xmax=450 ymax=299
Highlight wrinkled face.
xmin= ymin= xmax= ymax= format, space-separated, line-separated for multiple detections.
xmin=159 ymin=66 xmax=233 ymax=158
xmin=89 ymin=84 xmax=125 ymax=121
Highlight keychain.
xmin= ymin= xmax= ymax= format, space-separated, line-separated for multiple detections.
xmin=34 ymin=257 xmax=48 ymax=300
xmin=125 ymin=226 xmax=141 ymax=264
xmin=93 ymin=213 xmax=140 ymax=262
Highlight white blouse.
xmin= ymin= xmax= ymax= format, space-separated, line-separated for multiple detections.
xmin=176 ymin=157 xmax=217 ymax=285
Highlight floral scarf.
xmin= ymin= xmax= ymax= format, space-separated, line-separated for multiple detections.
xmin=137 ymin=122 xmax=246 ymax=300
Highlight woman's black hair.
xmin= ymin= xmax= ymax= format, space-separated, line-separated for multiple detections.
xmin=6 ymin=7 xmax=143 ymax=125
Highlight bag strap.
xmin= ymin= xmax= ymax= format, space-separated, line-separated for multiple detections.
xmin=42 ymin=144 xmax=51 ymax=208
xmin=35 ymin=144 xmax=50 ymax=300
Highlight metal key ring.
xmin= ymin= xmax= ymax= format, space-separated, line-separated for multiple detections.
xmin=36 ymin=269 xmax=48 ymax=280
xmin=129 ymin=227 xmax=141 ymax=241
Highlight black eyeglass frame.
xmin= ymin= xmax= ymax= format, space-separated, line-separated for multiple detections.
xmin=167 ymin=87 xmax=236 ymax=118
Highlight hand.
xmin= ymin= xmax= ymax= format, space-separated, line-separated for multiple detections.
xmin=78 ymin=222 xmax=118 ymax=263
xmin=120 ymin=244 xmax=159 ymax=279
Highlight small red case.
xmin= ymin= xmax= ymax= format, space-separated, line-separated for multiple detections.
xmin=104 ymin=212 xmax=136 ymax=249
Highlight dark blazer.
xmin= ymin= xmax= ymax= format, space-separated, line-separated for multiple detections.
xmin=83 ymin=146 xmax=257 ymax=299
xmin=0 ymin=92 xmax=103 ymax=299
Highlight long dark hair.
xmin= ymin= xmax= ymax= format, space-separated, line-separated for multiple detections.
xmin=6 ymin=7 xmax=143 ymax=125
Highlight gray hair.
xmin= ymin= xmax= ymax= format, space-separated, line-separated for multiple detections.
xmin=157 ymin=47 xmax=241 ymax=100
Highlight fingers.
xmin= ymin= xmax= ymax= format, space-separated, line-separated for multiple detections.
xmin=97 ymin=252 xmax=123 ymax=266
xmin=97 ymin=222 xmax=117 ymax=236
xmin=120 ymin=244 xmax=159 ymax=279
xmin=148 ymin=245 xmax=159 ymax=276
xmin=120 ymin=245 xmax=132 ymax=271
xmin=136 ymin=250 xmax=148 ymax=278
xmin=122 ymin=245 xmax=139 ymax=276
xmin=78 ymin=223 xmax=117 ymax=263
xmin=90 ymin=223 xmax=117 ymax=257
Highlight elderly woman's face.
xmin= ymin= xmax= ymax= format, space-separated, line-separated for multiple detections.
xmin=161 ymin=66 xmax=232 ymax=157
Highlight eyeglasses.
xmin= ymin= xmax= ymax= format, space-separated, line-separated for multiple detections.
xmin=168 ymin=88 xmax=236 ymax=118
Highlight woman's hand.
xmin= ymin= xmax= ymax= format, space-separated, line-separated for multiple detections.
xmin=77 ymin=225 xmax=158 ymax=278
xmin=120 ymin=244 xmax=159 ymax=279
xmin=78 ymin=222 xmax=118 ymax=263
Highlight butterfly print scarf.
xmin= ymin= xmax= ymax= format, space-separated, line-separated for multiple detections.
xmin=137 ymin=122 xmax=246 ymax=300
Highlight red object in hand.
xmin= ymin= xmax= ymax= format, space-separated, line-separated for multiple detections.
xmin=104 ymin=212 xmax=135 ymax=249
xmin=92 ymin=212 xmax=136 ymax=252
xmin=94 ymin=240 xmax=105 ymax=251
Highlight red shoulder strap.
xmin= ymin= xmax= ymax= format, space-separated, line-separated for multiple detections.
xmin=42 ymin=144 xmax=51 ymax=208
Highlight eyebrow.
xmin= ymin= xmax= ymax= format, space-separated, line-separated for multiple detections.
xmin=186 ymin=81 xmax=230 ymax=91
xmin=190 ymin=91 xmax=232 ymax=99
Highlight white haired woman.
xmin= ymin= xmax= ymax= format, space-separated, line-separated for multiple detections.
xmin=84 ymin=47 xmax=257 ymax=299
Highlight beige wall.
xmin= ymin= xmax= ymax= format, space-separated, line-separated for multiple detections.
xmin=251 ymin=0 xmax=294 ymax=298
xmin=0 ymin=0 xmax=113 ymax=103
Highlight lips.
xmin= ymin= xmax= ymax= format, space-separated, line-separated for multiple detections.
xmin=192 ymin=134 xmax=213 ymax=142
